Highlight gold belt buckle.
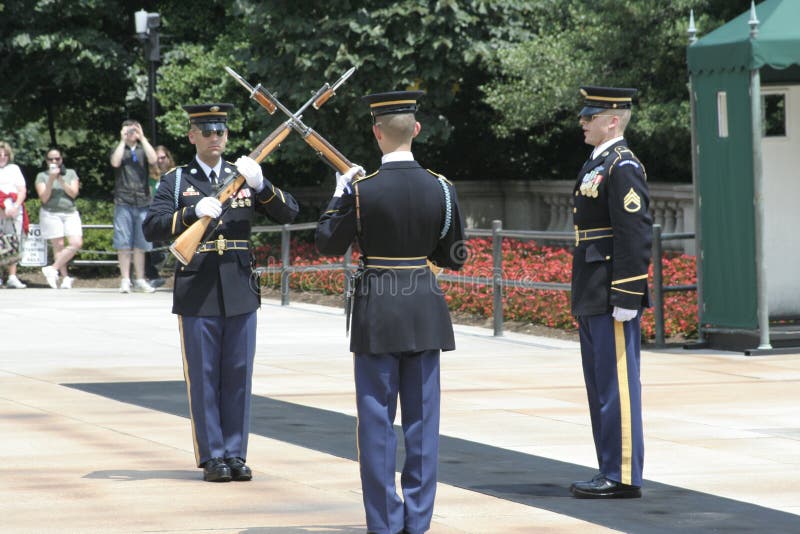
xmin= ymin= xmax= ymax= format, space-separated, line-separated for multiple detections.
xmin=215 ymin=234 xmax=227 ymax=255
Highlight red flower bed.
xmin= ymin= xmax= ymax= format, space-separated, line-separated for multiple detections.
xmin=253 ymin=237 xmax=698 ymax=340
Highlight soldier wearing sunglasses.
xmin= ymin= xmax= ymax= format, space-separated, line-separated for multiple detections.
xmin=143 ymin=103 xmax=298 ymax=483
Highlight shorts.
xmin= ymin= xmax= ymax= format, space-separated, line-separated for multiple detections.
xmin=40 ymin=209 xmax=83 ymax=239
xmin=113 ymin=204 xmax=153 ymax=251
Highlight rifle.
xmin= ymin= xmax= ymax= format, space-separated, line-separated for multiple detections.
xmin=169 ymin=68 xmax=355 ymax=265
xmin=224 ymin=67 xmax=363 ymax=178
xmin=168 ymin=124 xmax=291 ymax=265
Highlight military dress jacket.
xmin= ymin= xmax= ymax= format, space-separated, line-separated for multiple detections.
xmin=315 ymin=160 xmax=466 ymax=354
xmin=571 ymin=140 xmax=653 ymax=317
xmin=143 ymin=158 xmax=298 ymax=317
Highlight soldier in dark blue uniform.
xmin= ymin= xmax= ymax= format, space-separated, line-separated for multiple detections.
xmin=143 ymin=103 xmax=298 ymax=482
xmin=569 ymin=86 xmax=652 ymax=499
xmin=315 ymin=91 xmax=466 ymax=534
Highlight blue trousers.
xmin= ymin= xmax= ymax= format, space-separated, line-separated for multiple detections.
xmin=354 ymin=350 xmax=440 ymax=534
xmin=178 ymin=312 xmax=256 ymax=467
xmin=577 ymin=312 xmax=644 ymax=487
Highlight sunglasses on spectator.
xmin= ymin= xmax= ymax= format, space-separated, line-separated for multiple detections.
xmin=47 ymin=156 xmax=62 ymax=161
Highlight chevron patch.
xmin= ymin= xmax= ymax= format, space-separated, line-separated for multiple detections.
xmin=623 ymin=188 xmax=642 ymax=213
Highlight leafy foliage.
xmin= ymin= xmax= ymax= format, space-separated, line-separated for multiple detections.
xmin=0 ymin=0 xmax=760 ymax=207
xmin=482 ymin=0 xmax=754 ymax=182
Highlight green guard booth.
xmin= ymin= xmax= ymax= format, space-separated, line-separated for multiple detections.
xmin=687 ymin=0 xmax=800 ymax=353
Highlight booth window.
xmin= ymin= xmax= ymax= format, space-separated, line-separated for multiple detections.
xmin=717 ymin=91 xmax=728 ymax=138
xmin=762 ymin=93 xmax=786 ymax=137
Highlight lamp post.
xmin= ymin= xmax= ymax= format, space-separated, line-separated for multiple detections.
xmin=134 ymin=9 xmax=161 ymax=144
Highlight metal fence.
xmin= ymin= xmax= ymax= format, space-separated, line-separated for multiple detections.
xmin=72 ymin=220 xmax=696 ymax=348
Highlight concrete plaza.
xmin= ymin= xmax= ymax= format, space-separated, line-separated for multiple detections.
xmin=1 ymin=287 xmax=799 ymax=533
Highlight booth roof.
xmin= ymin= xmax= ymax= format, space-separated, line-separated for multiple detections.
xmin=687 ymin=0 xmax=800 ymax=74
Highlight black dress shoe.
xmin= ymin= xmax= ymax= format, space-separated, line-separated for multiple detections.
xmin=569 ymin=472 xmax=604 ymax=493
xmin=572 ymin=475 xmax=641 ymax=499
xmin=225 ymin=457 xmax=252 ymax=481
xmin=203 ymin=457 xmax=232 ymax=482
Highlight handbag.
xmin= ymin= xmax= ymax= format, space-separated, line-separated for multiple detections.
xmin=0 ymin=220 xmax=21 ymax=267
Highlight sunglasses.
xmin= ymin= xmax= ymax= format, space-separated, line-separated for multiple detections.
xmin=579 ymin=113 xmax=615 ymax=124
xmin=199 ymin=128 xmax=226 ymax=138
xmin=47 ymin=156 xmax=62 ymax=161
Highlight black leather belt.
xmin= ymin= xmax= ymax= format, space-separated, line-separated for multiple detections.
xmin=365 ymin=256 xmax=428 ymax=269
xmin=197 ymin=235 xmax=249 ymax=255
xmin=575 ymin=227 xmax=613 ymax=246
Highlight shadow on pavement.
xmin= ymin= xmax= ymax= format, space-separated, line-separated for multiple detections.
xmin=67 ymin=380 xmax=800 ymax=534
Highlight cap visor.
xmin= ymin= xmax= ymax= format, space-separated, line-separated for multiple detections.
xmin=579 ymin=106 xmax=611 ymax=118
xmin=195 ymin=122 xmax=228 ymax=131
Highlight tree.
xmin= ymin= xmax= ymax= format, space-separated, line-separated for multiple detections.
xmin=482 ymin=0 xmax=754 ymax=182
xmin=206 ymin=0 xmax=544 ymax=189
xmin=0 ymin=0 xmax=147 ymax=193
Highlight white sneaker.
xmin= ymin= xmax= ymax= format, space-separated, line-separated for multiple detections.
xmin=6 ymin=275 xmax=26 ymax=289
xmin=120 ymin=278 xmax=132 ymax=293
xmin=133 ymin=278 xmax=155 ymax=293
xmin=60 ymin=276 xmax=74 ymax=289
xmin=42 ymin=266 xmax=59 ymax=289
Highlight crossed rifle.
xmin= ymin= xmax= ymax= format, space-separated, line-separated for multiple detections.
xmin=170 ymin=66 xmax=361 ymax=265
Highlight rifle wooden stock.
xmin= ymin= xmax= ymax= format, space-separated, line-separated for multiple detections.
xmin=303 ymin=129 xmax=359 ymax=174
xmin=312 ymin=88 xmax=333 ymax=110
xmin=169 ymin=122 xmax=292 ymax=265
xmin=252 ymin=90 xmax=277 ymax=115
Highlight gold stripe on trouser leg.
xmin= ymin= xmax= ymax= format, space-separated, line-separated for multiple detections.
xmin=178 ymin=316 xmax=201 ymax=466
xmin=353 ymin=352 xmax=361 ymax=466
xmin=614 ymin=320 xmax=633 ymax=485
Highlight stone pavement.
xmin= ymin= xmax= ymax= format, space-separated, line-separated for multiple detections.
xmin=1 ymin=287 xmax=799 ymax=533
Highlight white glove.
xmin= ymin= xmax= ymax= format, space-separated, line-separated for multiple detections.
xmin=195 ymin=197 xmax=222 ymax=219
xmin=612 ymin=306 xmax=639 ymax=322
xmin=235 ymin=156 xmax=264 ymax=191
xmin=334 ymin=165 xmax=364 ymax=197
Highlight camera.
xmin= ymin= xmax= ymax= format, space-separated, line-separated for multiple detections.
xmin=49 ymin=163 xmax=66 ymax=174
xmin=127 ymin=128 xmax=136 ymax=135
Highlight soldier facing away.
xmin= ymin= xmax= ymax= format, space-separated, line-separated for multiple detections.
xmin=316 ymin=90 xmax=466 ymax=533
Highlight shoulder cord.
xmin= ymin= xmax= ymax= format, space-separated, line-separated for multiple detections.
xmin=173 ymin=168 xmax=182 ymax=210
xmin=437 ymin=176 xmax=452 ymax=239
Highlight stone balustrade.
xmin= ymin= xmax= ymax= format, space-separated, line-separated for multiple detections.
xmin=292 ymin=180 xmax=696 ymax=254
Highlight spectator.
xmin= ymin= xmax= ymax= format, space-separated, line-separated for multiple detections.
xmin=36 ymin=147 xmax=83 ymax=289
xmin=143 ymin=145 xmax=175 ymax=288
xmin=0 ymin=141 xmax=28 ymax=289
xmin=109 ymin=119 xmax=157 ymax=293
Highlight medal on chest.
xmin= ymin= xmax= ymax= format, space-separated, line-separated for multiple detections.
xmin=579 ymin=166 xmax=604 ymax=198
xmin=230 ymin=187 xmax=252 ymax=209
